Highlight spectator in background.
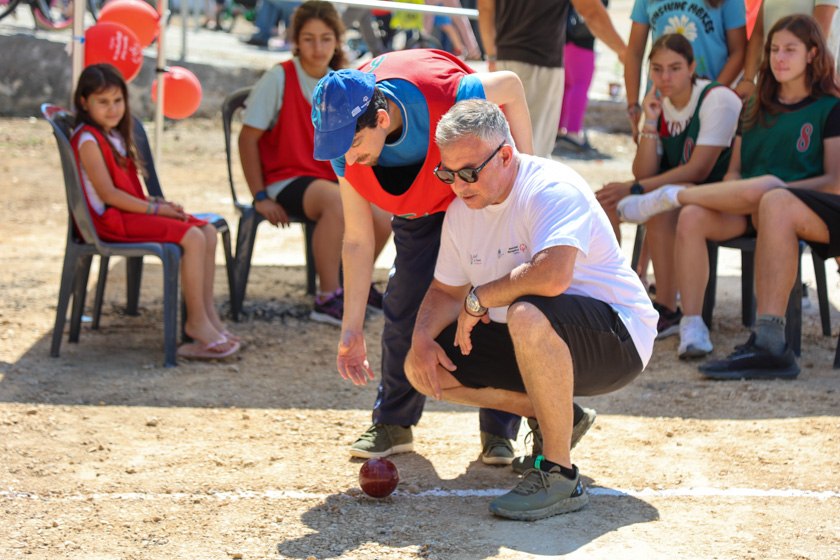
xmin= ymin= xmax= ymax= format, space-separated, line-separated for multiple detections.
xmin=556 ymin=0 xmax=608 ymax=151
xmin=624 ymin=0 xmax=746 ymax=143
xmin=597 ymin=34 xmax=741 ymax=346
xmin=478 ymin=0 xmax=626 ymax=158
xmin=244 ymin=0 xmax=301 ymax=47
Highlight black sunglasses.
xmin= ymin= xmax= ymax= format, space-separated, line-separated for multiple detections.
xmin=434 ymin=141 xmax=506 ymax=184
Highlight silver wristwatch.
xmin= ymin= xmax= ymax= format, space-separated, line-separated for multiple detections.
xmin=465 ymin=287 xmax=488 ymax=316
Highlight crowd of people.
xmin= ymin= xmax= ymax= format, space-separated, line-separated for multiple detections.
xmin=66 ymin=0 xmax=840 ymax=523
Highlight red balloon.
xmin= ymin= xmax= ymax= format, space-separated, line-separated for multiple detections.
xmin=99 ymin=0 xmax=160 ymax=48
xmin=84 ymin=22 xmax=144 ymax=83
xmin=151 ymin=66 xmax=203 ymax=120
xmin=359 ymin=458 xmax=399 ymax=498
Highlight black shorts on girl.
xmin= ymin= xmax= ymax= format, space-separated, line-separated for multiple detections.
xmin=788 ymin=188 xmax=840 ymax=259
xmin=434 ymin=293 xmax=644 ymax=397
xmin=273 ymin=176 xmax=322 ymax=219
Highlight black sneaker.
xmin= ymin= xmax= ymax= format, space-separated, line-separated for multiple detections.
xmin=698 ymin=333 xmax=800 ymax=380
xmin=654 ymin=301 xmax=682 ymax=340
xmin=367 ymin=283 xmax=384 ymax=314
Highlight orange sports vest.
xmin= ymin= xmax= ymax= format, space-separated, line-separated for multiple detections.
xmin=344 ymin=49 xmax=473 ymax=218
xmin=259 ymin=60 xmax=337 ymax=186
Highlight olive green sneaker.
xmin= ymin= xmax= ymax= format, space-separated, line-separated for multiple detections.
xmin=511 ymin=407 xmax=597 ymax=474
xmin=480 ymin=431 xmax=515 ymax=465
xmin=348 ymin=424 xmax=414 ymax=458
xmin=490 ymin=463 xmax=588 ymax=521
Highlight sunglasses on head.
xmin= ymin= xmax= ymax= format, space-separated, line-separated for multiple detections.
xmin=434 ymin=141 xmax=506 ymax=184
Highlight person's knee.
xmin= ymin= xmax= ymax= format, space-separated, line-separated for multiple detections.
xmin=181 ymin=227 xmax=205 ymax=250
xmin=506 ymin=300 xmax=550 ymax=340
xmin=758 ymin=188 xmax=795 ymax=225
xmin=676 ymin=205 xmax=712 ymax=240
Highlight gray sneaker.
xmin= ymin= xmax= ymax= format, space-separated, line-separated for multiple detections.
xmin=511 ymin=407 xmax=597 ymax=474
xmin=480 ymin=432 xmax=515 ymax=465
xmin=490 ymin=464 xmax=588 ymax=521
xmin=349 ymin=424 xmax=414 ymax=458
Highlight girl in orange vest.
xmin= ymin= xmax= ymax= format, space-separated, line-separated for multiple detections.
xmin=71 ymin=64 xmax=240 ymax=360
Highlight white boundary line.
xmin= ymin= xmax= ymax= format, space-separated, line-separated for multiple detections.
xmin=2 ymin=487 xmax=839 ymax=501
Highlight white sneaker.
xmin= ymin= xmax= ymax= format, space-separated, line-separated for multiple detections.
xmin=617 ymin=185 xmax=684 ymax=224
xmin=678 ymin=316 xmax=713 ymax=360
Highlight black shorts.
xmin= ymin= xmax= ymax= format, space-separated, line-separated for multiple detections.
xmin=274 ymin=176 xmax=325 ymax=220
xmin=788 ymin=188 xmax=840 ymax=259
xmin=434 ymin=293 xmax=644 ymax=397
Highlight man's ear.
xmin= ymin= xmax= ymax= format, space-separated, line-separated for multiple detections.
xmin=500 ymin=144 xmax=515 ymax=167
xmin=377 ymin=108 xmax=390 ymax=129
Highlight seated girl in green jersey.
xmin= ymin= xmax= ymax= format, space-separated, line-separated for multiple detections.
xmin=616 ymin=14 xmax=840 ymax=360
xmin=597 ymin=33 xmax=742 ymax=340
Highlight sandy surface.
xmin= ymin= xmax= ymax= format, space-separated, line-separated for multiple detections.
xmin=1 ymin=116 xmax=839 ymax=560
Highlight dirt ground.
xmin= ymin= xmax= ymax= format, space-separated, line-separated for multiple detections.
xmin=1 ymin=116 xmax=839 ymax=560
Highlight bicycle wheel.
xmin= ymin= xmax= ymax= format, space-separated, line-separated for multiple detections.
xmin=405 ymin=32 xmax=442 ymax=50
xmin=32 ymin=0 xmax=73 ymax=30
xmin=0 ymin=0 xmax=24 ymax=22
xmin=215 ymin=6 xmax=235 ymax=33
xmin=87 ymin=0 xmax=105 ymax=21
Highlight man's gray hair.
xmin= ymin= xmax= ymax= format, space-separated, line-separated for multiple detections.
xmin=435 ymin=99 xmax=515 ymax=152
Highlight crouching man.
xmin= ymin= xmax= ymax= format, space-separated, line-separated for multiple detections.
xmin=405 ymin=99 xmax=658 ymax=521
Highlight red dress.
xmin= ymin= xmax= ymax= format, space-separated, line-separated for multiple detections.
xmin=71 ymin=125 xmax=207 ymax=244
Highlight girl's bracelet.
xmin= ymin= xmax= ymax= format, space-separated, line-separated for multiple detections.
xmin=145 ymin=202 xmax=153 ymax=214
xmin=640 ymin=131 xmax=660 ymax=140
xmin=644 ymin=119 xmax=657 ymax=128
xmin=627 ymin=103 xmax=641 ymax=115
xmin=153 ymin=203 xmax=160 ymax=215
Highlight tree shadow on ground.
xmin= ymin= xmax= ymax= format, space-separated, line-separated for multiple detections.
xmin=275 ymin=455 xmax=659 ymax=559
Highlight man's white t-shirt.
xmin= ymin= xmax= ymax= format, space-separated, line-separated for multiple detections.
xmin=660 ymin=79 xmax=741 ymax=146
xmin=434 ymin=154 xmax=658 ymax=366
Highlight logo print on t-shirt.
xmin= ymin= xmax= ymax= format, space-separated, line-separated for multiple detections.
xmin=797 ymin=123 xmax=813 ymax=153
xmin=469 ymin=253 xmax=482 ymax=265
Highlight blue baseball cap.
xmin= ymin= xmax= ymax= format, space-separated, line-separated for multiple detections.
xmin=311 ymin=69 xmax=377 ymax=161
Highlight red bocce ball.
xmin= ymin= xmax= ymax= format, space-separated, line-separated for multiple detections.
xmin=359 ymin=458 xmax=399 ymax=498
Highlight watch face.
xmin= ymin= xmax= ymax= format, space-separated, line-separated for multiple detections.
xmin=467 ymin=293 xmax=482 ymax=313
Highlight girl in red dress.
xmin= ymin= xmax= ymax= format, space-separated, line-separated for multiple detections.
xmin=72 ymin=64 xmax=240 ymax=359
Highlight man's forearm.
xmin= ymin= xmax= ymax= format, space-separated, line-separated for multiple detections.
xmin=473 ymin=246 xmax=576 ymax=309
xmin=341 ymin=240 xmax=375 ymax=332
xmin=413 ymin=284 xmax=465 ymax=344
xmin=477 ymin=0 xmax=497 ymax=58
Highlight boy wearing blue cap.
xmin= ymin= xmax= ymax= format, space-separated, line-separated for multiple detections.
xmin=312 ymin=49 xmax=596 ymax=466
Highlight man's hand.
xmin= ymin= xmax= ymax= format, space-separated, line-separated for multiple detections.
xmin=254 ymin=198 xmax=290 ymax=227
xmin=406 ymin=338 xmax=456 ymax=401
xmin=337 ymin=330 xmax=375 ymax=385
xmin=596 ymin=181 xmax=632 ymax=211
xmin=454 ymin=306 xmax=490 ymax=356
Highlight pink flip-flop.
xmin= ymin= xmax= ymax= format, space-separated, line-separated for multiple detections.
xmin=177 ymin=339 xmax=240 ymax=360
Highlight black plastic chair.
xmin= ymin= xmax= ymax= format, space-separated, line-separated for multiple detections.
xmin=631 ymin=227 xmax=834 ymax=361
xmin=222 ymin=86 xmax=317 ymax=321
xmin=43 ymin=104 xmax=233 ymax=366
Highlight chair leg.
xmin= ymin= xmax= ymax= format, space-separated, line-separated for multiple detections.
xmin=304 ymin=221 xmax=317 ymax=296
xmin=51 ymin=245 xmax=83 ymax=357
xmin=812 ymin=251 xmax=831 ymax=336
xmin=221 ymin=228 xmax=236 ymax=318
xmin=232 ymin=211 xmax=261 ymax=321
xmin=786 ymin=254 xmax=803 ymax=357
xmin=162 ymin=246 xmax=181 ymax=367
xmin=126 ymin=256 xmax=144 ymax=316
xmin=740 ymin=246 xmax=757 ymax=328
xmin=69 ymin=254 xmax=93 ymax=344
xmin=92 ymin=256 xmax=110 ymax=330
xmin=630 ymin=224 xmax=646 ymax=273
xmin=701 ymin=242 xmax=719 ymax=329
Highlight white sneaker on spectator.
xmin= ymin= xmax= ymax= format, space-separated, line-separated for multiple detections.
xmin=617 ymin=185 xmax=685 ymax=223
xmin=678 ymin=315 xmax=713 ymax=360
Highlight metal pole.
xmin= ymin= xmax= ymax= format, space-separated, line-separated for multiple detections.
xmin=70 ymin=0 xmax=86 ymax=108
xmin=181 ymin=0 xmax=189 ymax=61
xmin=329 ymin=0 xmax=478 ymax=19
xmin=155 ymin=0 xmax=169 ymax=164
